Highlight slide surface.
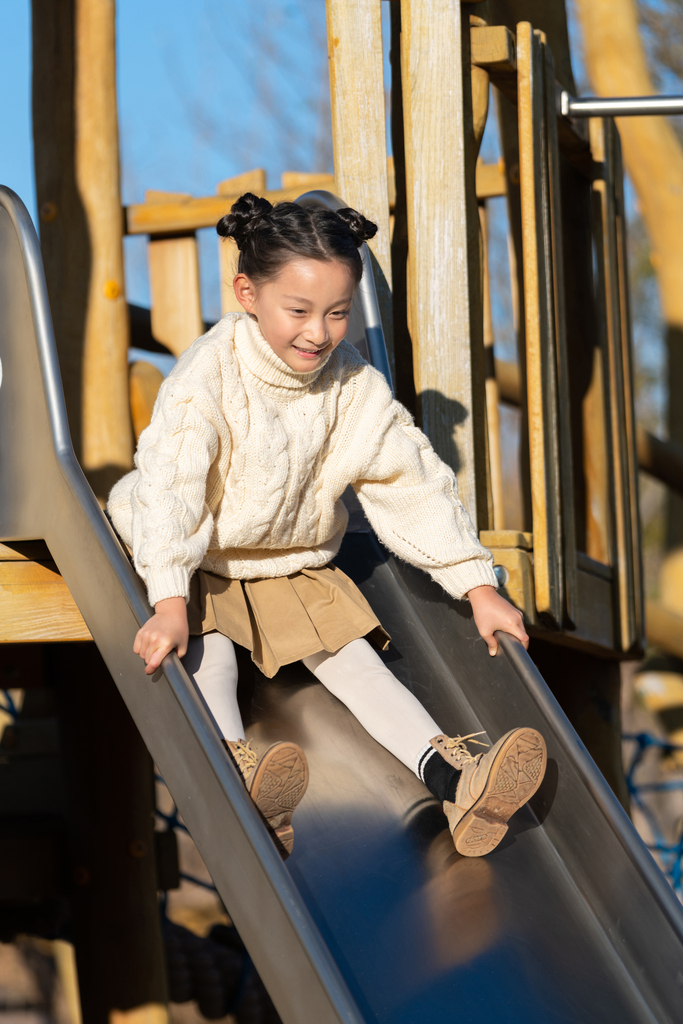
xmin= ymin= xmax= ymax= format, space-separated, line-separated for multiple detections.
xmin=1 ymin=185 xmax=683 ymax=1024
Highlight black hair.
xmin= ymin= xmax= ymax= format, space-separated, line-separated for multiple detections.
xmin=216 ymin=192 xmax=377 ymax=286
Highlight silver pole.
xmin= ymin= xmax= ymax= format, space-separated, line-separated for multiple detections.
xmin=560 ymin=90 xmax=683 ymax=118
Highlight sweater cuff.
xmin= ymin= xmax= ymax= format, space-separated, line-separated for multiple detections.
xmin=144 ymin=565 xmax=192 ymax=608
xmin=430 ymin=558 xmax=498 ymax=602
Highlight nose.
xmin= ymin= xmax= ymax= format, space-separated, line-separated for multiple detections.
xmin=303 ymin=317 xmax=327 ymax=346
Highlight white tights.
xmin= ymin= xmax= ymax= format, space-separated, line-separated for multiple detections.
xmin=181 ymin=633 xmax=443 ymax=777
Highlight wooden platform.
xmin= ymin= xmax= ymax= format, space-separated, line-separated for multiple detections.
xmin=0 ymin=542 xmax=91 ymax=643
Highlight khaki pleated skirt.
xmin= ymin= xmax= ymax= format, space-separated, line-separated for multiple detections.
xmin=186 ymin=563 xmax=390 ymax=678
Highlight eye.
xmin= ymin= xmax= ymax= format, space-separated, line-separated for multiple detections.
xmin=289 ymin=308 xmax=307 ymax=315
xmin=330 ymin=309 xmax=350 ymax=319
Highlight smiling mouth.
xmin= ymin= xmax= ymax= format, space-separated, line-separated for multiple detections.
xmin=293 ymin=345 xmax=326 ymax=357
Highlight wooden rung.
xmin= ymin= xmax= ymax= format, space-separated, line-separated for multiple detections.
xmin=0 ymin=560 xmax=91 ymax=643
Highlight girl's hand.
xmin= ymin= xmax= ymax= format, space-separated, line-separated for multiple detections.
xmin=134 ymin=596 xmax=189 ymax=675
xmin=467 ymin=584 xmax=529 ymax=657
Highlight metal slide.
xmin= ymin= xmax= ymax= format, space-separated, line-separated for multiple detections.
xmin=1 ymin=185 xmax=683 ymax=1023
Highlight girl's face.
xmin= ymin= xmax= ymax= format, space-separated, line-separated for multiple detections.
xmin=233 ymin=258 xmax=356 ymax=373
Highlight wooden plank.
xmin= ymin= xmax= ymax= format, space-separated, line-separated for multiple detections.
xmin=400 ymin=0 xmax=487 ymax=526
xmin=476 ymin=159 xmax=507 ymax=198
xmin=0 ymin=561 xmax=91 ymax=643
xmin=613 ymin=132 xmax=645 ymax=650
xmin=126 ymin=179 xmax=337 ymax=235
xmin=487 ymin=545 xmax=537 ymax=623
xmin=480 ymin=529 xmax=533 ymax=551
xmin=216 ymin=172 xmax=268 ymax=315
xmin=218 ymin=169 xmax=267 ymax=196
xmin=147 ymin=192 xmax=204 ymax=357
xmin=281 ymin=171 xmax=334 ymax=190
xmin=516 ymin=23 xmax=563 ymax=626
xmin=582 ymin=346 xmax=611 ymax=565
xmin=326 ymin=0 xmax=393 ymax=369
xmin=129 ymin=360 xmax=164 ymax=441
xmin=471 ymin=24 xmax=516 ymax=72
xmin=590 ymin=118 xmax=638 ymax=652
xmin=480 ymin=202 xmax=505 ymax=529
xmin=544 ymin=42 xmax=576 ymax=625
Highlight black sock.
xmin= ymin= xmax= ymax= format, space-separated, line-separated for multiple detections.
xmin=419 ymin=747 xmax=462 ymax=803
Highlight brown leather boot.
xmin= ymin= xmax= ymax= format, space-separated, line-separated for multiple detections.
xmin=432 ymin=728 xmax=547 ymax=857
xmin=225 ymin=739 xmax=309 ymax=857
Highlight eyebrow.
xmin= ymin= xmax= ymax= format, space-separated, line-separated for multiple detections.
xmin=282 ymin=295 xmax=351 ymax=305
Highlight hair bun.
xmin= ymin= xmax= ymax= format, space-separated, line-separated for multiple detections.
xmin=335 ymin=207 xmax=378 ymax=246
xmin=216 ymin=192 xmax=274 ymax=247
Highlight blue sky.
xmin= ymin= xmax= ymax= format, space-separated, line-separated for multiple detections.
xmin=1 ymin=0 xmax=355 ymax=316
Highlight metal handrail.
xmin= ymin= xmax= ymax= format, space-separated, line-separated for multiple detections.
xmin=560 ymin=91 xmax=683 ymax=118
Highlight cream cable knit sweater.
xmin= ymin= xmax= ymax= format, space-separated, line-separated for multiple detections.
xmin=108 ymin=313 xmax=497 ymax=608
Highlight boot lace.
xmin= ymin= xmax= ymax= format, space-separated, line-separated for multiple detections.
xmin=443 ymin=731 xmax=489 ymax=764
xmin=231 ymin=739 xmax=258 ymax=775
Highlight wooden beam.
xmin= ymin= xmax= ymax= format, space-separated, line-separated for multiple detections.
xmin=326 ymin=0 xmax=393 ymax=369
xmin=471 ymin=24 xmax=516 ymax=72
xmin=400 ymin=0 xmax=487 ymax=525
xmin=126 ymin=179 xmax=337 ymax=235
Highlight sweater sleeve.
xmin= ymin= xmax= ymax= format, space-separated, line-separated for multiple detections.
xmin=129 ymin=376 xmax=222 ymax=606
xmin=349 ymin=369 xmax=498 ymax=600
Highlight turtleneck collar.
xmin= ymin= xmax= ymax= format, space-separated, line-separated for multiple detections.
xmin=233 ymin=312 xmax=332 ymax=391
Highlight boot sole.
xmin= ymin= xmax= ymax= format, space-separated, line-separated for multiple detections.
xmin=452 ymin=728 xmax=547 ymax=857
xmin=248 ymin=742 xmax=309 ymax=858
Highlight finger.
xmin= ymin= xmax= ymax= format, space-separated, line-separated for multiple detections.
xmin=484 ymin=632 xmax=498 ymax=656
xmin=145 ymin=643 xmax=170 ymax=675
xmin=177 ymin=640 xmax=188 ymax=659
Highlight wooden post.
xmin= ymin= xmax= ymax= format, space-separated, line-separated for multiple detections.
xmin=32 ymin=0 xmax=132 ymax=498
xmin=325 ymin=0 xmax=394 ymax=376
xmin=76 ymin=0 xmax=132 ymax=495
xmin=399 ymin=0 xmax=488 ymax=527
xmin=33 ymin=0 xmax=133 ymax=499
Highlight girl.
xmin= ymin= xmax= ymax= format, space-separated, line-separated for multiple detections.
xmin=108 ymin=194 xmax=546 ymax=860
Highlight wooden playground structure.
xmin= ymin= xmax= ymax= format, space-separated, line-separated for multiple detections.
xmin=3 ymin=0 xmax=683 ymax=1020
